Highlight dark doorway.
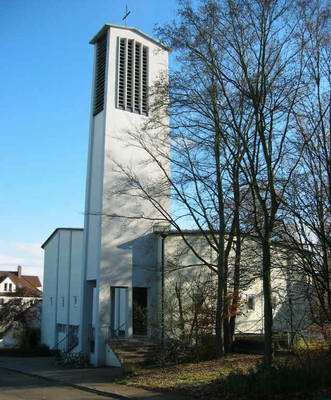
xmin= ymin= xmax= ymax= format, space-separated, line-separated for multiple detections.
xmin=133 ymin=287 xmax=148 ymax=336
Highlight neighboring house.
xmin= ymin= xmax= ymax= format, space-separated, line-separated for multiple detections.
xmin=41 ymin=23 xmax=310 ymax=367
xmin=0 ymin=266 xmax=42 ymax=348
xmin=0 ymin=265 xmax=42 ymax=304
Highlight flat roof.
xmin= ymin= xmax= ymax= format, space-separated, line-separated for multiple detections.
xmin=152 ymin=228 xmax=307 ymax=252
xmin=41 ymin=227 xmax=83 ymax=249
xmin=153 ymin=227 xmax=216 ymax=236
xmin=89 ymin=24 xmax=170 ymax=51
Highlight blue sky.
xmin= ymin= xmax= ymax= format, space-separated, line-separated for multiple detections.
xmin=0 ymin=0 xmax=177 ymax=278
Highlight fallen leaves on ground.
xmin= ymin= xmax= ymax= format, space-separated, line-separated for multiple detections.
xmin=117 ymin=354 xmax=261 ymax=399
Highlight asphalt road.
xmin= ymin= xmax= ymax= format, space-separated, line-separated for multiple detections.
xmin=0 ymin=369 xmax=110 ymax=400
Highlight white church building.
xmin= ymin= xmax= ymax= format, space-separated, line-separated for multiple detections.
xmin=41 ymin=24 xmax=172 ymax=367
xmin=41 ymin=24 xmax=309 ymax=367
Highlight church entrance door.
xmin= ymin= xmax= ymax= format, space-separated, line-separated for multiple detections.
xmin=133 ymin=287 xmax=148 ymax=336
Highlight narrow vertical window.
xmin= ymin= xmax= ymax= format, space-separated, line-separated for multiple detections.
xmin=142 ymin=46 xmax=149 ymax=115
xmin=93 ymin=34 xmax=107 ymax=116
xmin=247 ymin=295 xmax=255 ymax=311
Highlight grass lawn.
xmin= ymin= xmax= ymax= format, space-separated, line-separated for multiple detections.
xmin=117 ymin=354 xmax=261 ymax=398
xmin=117 ymin=353 xmax=331 ymax=400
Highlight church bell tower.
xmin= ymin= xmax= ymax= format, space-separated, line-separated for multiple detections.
xmin=80 ymin=24 xmax=169 ymax=366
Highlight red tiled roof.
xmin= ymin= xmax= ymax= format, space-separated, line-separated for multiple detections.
xmin=21 ymin=275 xmax=41 ymax=288
xmin=0 ymin=270 xmax=41 ymax=297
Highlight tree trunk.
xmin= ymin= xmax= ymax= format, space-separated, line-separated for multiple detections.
xmin=216 ymin=265 xmax=225 ymax=357
xmin=262 ymin=233 xmax=273 ymax=365
xmin=229 ymin=164 xmax=241 ymax=349
xmin=229 ymin=233 xmax=241 ymax=349
xmin=175 ymin=282 xmax=186 ymax=341
xmin=223 ymin=276 xmax=230 ymax=353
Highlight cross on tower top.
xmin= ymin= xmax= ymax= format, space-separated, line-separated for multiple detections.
xmin=122 ymin=5 xmax=131 ymax=27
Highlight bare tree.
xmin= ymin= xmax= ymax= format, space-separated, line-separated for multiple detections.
xmin=104 ymin=0 xmax=330 ymax=366
xmin=282 ymin=0 xmax=331 ymax=348
xmin=109 ymin=1 xmax=253 ymax=356
xmin=209 ymin=0 xmax=309 ymax=364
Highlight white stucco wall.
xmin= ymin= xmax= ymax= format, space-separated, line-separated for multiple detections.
xmin=160 ymin=233 xmax=309 ymax=336
xmin=41 ymin=233 xmax=59 ymax=348
xmin=41 ymin=229 xmax=83 ymax=350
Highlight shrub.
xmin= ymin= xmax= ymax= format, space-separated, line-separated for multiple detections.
xmin=223 ymin=352 xmax=331 ymax=399
xmin=158 ymin=334 xmax=219 ymax=365
xmin=194 ymin=334 xmax=218 ymax=361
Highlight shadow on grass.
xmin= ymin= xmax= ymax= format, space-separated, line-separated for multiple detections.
xmin=122 ymin=352 xmax=331 ymax=400
xmin=185 ymin=351 xmax=331 ymax=400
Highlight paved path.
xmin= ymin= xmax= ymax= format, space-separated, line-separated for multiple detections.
xmin=0 ymin=369 xmax=109 ymax=400
xmin=0 ymin=356 xmax=186 ymax=400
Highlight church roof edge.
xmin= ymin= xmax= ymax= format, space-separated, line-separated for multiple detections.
xmin=41 ymin=227 xmax=83 ymax=249
xmin=89 ymin=24 xmax=171 ymax=52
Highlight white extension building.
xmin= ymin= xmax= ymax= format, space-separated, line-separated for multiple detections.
xmin=41 ymin=24 xmax=308 ymax=367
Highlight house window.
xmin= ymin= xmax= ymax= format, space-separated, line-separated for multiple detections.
xmin=117 ymin=37 xmax=149 ymax=115
xmin=8 ymin=283 xmax=12 ymax=292
xmin=247 ymin=295 xmax=255 ymax=311
xmin=4 ymin=283 xmax=7 ymax=291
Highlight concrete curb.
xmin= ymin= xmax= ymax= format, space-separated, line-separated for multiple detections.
xmin=0 ymin=367 xmax=131 ymax=399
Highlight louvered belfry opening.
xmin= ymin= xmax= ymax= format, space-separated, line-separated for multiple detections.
xmin=126 ymin=40 xmax=134 ymax=111
xmin=142 ymin=46 xmax=149 ymax=115
xmin=117 ymin=37 xmax=149 ymax=116
xmin=93 ymin=33 xmax=108 ymax=116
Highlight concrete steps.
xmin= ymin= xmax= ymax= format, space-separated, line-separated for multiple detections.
xmin=110 ymin=338 xmax=160 ymax=368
